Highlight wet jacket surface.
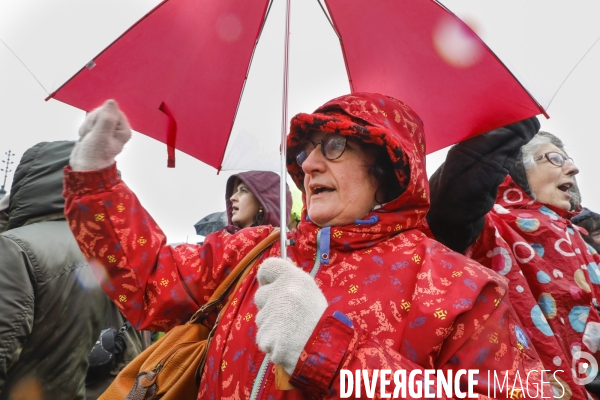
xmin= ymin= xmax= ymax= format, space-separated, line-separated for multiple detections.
xmin=0 ymin=141 xmax=108 ymax=400
xmin=428 ymin=119 xmax=600 ymax=399
xmin=64 ymin=94 xmax=548 ymax=399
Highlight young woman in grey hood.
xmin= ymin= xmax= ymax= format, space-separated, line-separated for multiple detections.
xmin=223 ymin=170 xmax=292 ymax=233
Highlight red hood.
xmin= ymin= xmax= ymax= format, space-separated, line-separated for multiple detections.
xmin=286 ymin=92 xmax=430 ymax=235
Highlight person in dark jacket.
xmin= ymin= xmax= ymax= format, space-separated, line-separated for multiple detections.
xmin=572 ymin=207 xmax=600 ymax=253
xmin=0 ymin=141 xmax=110 ymax=400
xmin=224 ymin=171 xmax=292 ymax=233
xmin=427 ymin=119 xmax=600 ymax=398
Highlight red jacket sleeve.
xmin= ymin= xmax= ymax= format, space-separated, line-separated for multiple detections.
xmin=291 ymin=284 xmax=552 ymax=399
xmin=63 ymin=163 xmax=273 ymax=331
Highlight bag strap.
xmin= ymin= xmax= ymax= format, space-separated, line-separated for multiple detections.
xmin=193 ymin=228 xmax=281 ymax=384
xmin=189 ymin=228 xmax=281 ymax=323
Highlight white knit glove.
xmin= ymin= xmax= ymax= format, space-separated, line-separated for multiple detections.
xmin=254 ymin=257 xmax=328 ymax=375
xmin=70 ymin=100 xmax=132 ymax=171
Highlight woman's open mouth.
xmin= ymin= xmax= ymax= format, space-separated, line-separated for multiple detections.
xmin=311 ymin=186 xmax=335 ymax=197
xmin=557 ymin=183 xmax=572 ymax=193
xmin=557 ymin=182 xmax=574 ymax=199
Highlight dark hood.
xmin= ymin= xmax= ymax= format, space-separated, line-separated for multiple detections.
xmin=572 ymin=207 xmax=597 ymax=226
xmin=7 ymin=141 xmax=75 ymax=230
xmin=224 ymin=171 xmax=292 ymax=233
xmin=507 ymin=150 xmax=534 ymax=199
xmin=572 ymin=207 xmax=600 ymax=253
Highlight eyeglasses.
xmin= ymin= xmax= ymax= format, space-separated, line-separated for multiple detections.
xmin=295 ymin=134 xmax=347 ymax=166
xmin=534 ymin=151 xmax=574 ymax=167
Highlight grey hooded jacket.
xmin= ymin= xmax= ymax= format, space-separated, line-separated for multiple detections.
xmin=0 ymin=141 xmax=109 ymax=400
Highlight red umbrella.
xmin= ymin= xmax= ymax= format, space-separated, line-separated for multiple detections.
xmin=46 ymin=0 xmax=546 ymax=259
xmin=47 ymin=0 xmax=544 ymax=170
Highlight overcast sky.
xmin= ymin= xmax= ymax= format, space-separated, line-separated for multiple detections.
xmin=1 ymin=0 xmax=600 ymax=243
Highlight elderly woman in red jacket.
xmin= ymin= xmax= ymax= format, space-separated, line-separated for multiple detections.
xmin=428 ymin=120 xmax=600 ymax=398
xmin=64 ymin=93 xmax=548 ymax=399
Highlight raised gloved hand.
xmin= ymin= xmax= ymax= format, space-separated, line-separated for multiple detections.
xmin=254 ymin=257 xmax=328 ymax=375
xmin=70 ymin=100 xmax=132 ymax=171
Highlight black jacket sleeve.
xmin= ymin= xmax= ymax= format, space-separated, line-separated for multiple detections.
xmin=426 ymin=117 xmax=540 ymax=254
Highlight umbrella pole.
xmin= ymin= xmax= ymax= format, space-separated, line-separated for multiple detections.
xmin=274 ymin=2 xmax=299 ymax=389
xmin=279 ymin=0 xmax=292 ymax=259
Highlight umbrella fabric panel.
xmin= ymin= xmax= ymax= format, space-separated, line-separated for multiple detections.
xmin=440 ymin=0 xmax=600 ymax=110
xmin=327 ymin=0 xmax=544 ymax=153
xmin=49 ymin=0 xmax=270 ymax=169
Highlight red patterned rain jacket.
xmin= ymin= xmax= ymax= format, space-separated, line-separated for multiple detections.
xmin=64 ymin=93 xmax=549 ymax=399
xmin=467 ymin=175 xmax=600 ymax=399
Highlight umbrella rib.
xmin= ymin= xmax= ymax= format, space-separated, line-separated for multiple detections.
xmin=546 ymin=34 xmax=600 ymax=108
xmin=243 ymin=0 xmax=274 ymax=81
xmin=316 ymin=0 xmax=340 ymax=40
xmin=430 ymin=0 xmax=546 ymax=117
xmin=217 ymin=0 xmax=274 ymax=171
xmin=0 ymin=37 xmax=49 ymax=94
xmin=260 ymin=0 xmax=275 ymax=39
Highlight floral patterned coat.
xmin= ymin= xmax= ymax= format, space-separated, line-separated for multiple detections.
xmin=64 ymin=93 xmax=548 ymax=399
xmin=467 ymin=175 xmax=600 ymax=399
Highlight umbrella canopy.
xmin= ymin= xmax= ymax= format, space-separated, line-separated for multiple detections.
xmin=47 ymin=0 xmax=552 ymax=171
xmin=194 ymin=211 xmax=227 ymax=236
xmin=2 ymin=0 xmax=600 ymax=245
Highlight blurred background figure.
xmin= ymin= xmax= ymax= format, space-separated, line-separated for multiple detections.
xmin=224 ymin=171 xmax=292 ymax=233
xmin=193 ymin=211 xmax=228 ymax=237
xmin=0 ymin=141 xmax=108 ymax=400
xmin=0 ymin=141 xmax=141 ymax=400
xmin=85 ymin=303 xmax=143 ymax=399
xmin=191 ymin=171 xmax=293 ymax=243
xmin=288 ymin=183 xmax=303 ymax=230
xmin=0 ymin=194 xmax=8 ymax=233
xmin=572 ymin=207 xmax=600 ymax=253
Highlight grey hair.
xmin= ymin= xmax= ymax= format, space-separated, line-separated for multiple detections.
xmin=519 ymin=131 xmax=581 ymax=210
xmin=570 ymin=176 xmax=582 ymax=210
xmin=520 ymin=131 xmax=565 ymax=172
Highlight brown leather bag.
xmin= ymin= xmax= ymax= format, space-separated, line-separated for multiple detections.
xmin=99 ymin=229 xmax=280 ymax=400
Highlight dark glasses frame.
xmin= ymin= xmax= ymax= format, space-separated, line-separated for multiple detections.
xmin=534 ymin=151 xmax=574 ymax=167
xmin=295 ymin=134 xmax=348 ymax=166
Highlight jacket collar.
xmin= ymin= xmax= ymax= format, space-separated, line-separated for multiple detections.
xmin=496 ymin=175 xmax=577 ymax=220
